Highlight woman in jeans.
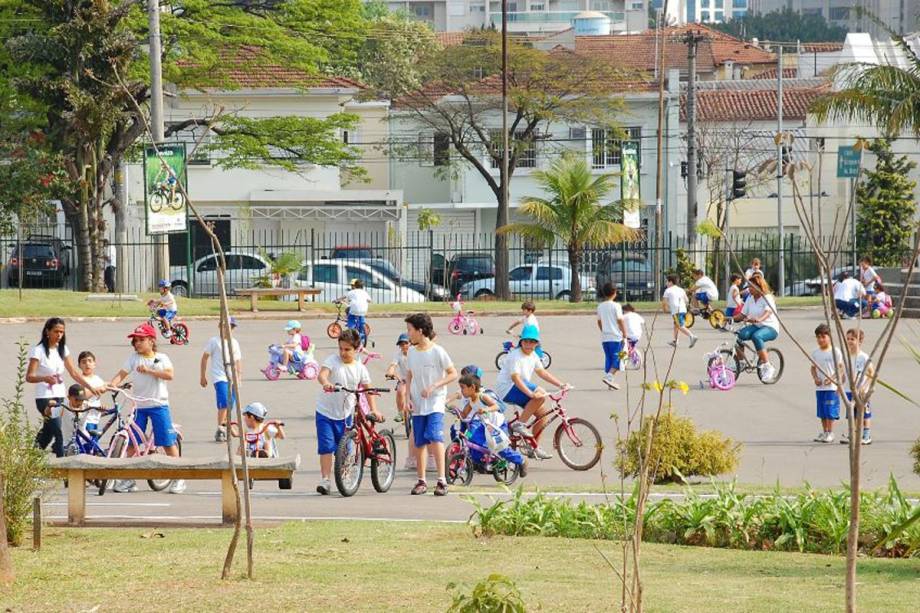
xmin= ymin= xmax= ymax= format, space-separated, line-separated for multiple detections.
xmin=26 ymin=317 xmax=105 ymax=457
xmin=733 ymin=274 xmax=780 ymax=381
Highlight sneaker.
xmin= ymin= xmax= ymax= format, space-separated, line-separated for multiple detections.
xmin=411 ymin=480 xmax=427 ymax=495
xmin=667 ymin=340 xmax=678 ymax=348
xmin=533 ymin=447 xmax=553 ymax=460
xmin=602 ymin=374 xmax=620 ymax=390
xmin=862 ymin=434 xmax=872 ymax=445
xmin=510 ymin=422 xmax=533 ymax=437
xmin=689 ymin=336 xmax=698 ymax=349
xmin=214 ymin=427 xmax=227 ymax=443
xmin=434 ymin=481 xmax=448 ymax=496
xmin=813 ymin=432 xmax=827 ymax=443
xmin=823 ymin=432 xmax=834 ymax=444
xmin=839 ymin=435 xmax=850 ymax=445
xmin=168 ymin=479 xmax=187 ymax=494
xmin=394 ymin=413 xmax=403 ymax=423
xmin=113 ymin=479 xmax=138 ymax=493
xmin=521 ymin=446 xmax=535 ymax=459
xmin=316 ymin=479 xmax=330 ymax=495
xmin=759 ymin=363 xmax=776 ymax=381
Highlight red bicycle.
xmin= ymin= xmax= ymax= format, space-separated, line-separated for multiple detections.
xmin=332 ymin=384 xmax=396 ymax=497
xmin=506 ymin=386 xmax=602 ymax=471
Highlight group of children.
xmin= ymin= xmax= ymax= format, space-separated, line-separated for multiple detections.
xmin=833 ymin=258 xmax=893 ymax=320
xmin=810 ymin=325 xmax=874 ymax=445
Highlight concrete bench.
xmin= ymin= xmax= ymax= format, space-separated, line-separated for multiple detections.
xmin=48 ymin=455 xmax=300 ymax=526
xmin=234 ymin=287 xmax=321 ymax=312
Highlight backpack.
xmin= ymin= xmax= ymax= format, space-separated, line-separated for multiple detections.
xmin=300 ymin=334 xmax=311 ymax=352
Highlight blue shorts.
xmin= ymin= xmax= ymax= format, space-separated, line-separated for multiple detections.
xmin=695 ymin=292 xmax=710 ymax=305
xmin=503 ymin=380 xmax=538 ymax=408
xmin=816 ymin=390 xmax=840 ymax=420
xmin=316 ymin=412 xmax=347 ymax=455
xmin=673 ymin=313 xmax=687 ymax=327
xmin=134 ymin=405 xmax=177 ymax=447
xmin=157 ymin=309 xmax=177 ymax=321
xmin=412 ymin=412 xmax=444 ymax=447
xmin=845 ymin=391 xmax=872 ymax=419
xmin=602 ymin=340 xmax=623 ymax=373
xmin=213 ymin=380 xmax=235 ymax=410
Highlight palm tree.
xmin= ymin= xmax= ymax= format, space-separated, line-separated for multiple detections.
xmin=811 ymin=17 xmax=920 ymax=135
xmin=499 ymin=153 xmax=634 ymax=303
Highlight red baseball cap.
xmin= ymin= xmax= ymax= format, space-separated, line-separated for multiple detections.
xmin=127 ymin=323 xmax=157 ymax=339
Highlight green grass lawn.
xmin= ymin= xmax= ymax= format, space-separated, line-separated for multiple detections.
xmin=5 ymin=521 xmax=920 ymax=612
xmin=0 ymin=289 xmax=825 ymax=319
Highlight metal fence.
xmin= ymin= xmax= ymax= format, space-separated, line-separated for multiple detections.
xmin=1 ymin=222 xmax=856 ymax=303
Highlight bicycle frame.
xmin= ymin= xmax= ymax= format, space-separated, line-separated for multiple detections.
xmin=508 ymin=388 xmax=582 ymax=447
xmin=447 ymin=411 xmax=507 ymax=467
xmin=65 ymin=407 xmax=115 ymax=456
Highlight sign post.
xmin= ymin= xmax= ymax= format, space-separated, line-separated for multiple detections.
xmin=837 ymin=145 xmax=862 ymax=274
xmin=620 ymin=141 xmax=641 ymax=302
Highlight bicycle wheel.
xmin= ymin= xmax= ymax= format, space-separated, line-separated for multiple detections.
xmin=446 ymin=452 xmax=474 ymax=487
xmin=371 ymin=430 xmax=396 ymax=493
xmin=326 ymin=322 xmax=342 ymax=339
xmin=626 ymin=349 xmax=643 ymax=371
xmin=554 ymin=417 xmax=602 ymax=471
xmin=169 ymin=192 xmax=186 ymax=211
xmin=98 ymin=435 xmax=126 ymax=496
xmin=708 ymin=310 xmax=726 ymax=329
xmin=334 ymin=430 xmax=364 ymax=497
xmin=363 ymin=322 xmax=372 ymax=338
xmin=709 ymin=364 xmax=736 ymax=391
xmin=149 ymin=193 xmax=165 ymax=213
xmin=539 ymin=351 xmax=552 ymax=369
xmin=171 ymin=322 xmax=190 ymax=345
xmin=148 ymin=437 xmax=181 ymax=491
xmin=466 ymin=319 xmax=480 ymax=335
xmin=448 ymin=320 xmax=462 ymax=335
xmin=684 ymin=312 xmax=696 ymax=329
xmin=491 ymin=459 xmax=521 ymax=486
xmin=757 ymin=348 xmax=785 ymax=385
xmin=495 ymin=351 xmax=508 ymax=371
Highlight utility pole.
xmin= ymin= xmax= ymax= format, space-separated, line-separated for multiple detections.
xmin=148 ymin=0 xmax=169 ymax=287
xmin=682 ymin=30 xmax=706 ymax=250
xmin=497 ymin=0 xmax=510 ymax=300
xmin=654 ymin=2 xmax=669 ymax=297
xmin=776 ymin=45 xmax=785 ymax=296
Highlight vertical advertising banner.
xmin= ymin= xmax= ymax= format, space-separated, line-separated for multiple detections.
xmin=620 ymin=140 xmax=641 ymax=229
xmin=145 ymin=143 xmax=188 ymax=234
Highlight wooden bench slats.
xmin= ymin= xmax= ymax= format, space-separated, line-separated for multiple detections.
xmin=233 ymin=287 xmax=321 ymax=312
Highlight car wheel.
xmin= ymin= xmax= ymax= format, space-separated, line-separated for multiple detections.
xmin=474 ymin=289 xmax=494 ymax=300
xmin=556 ymin=290 xmax=571 ymax=301
xmin=171 ymin=282 xmax=188 ymax=297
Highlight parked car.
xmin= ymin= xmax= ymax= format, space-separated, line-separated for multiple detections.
xmin=431 ymin=252 xmax=495 ymax=295
xmin=169 ymin=251 xmax=271 ymax=296
xmin=786 ymin=266 xmax=850 ymax=297
xmin=361 ymin=258 xmax=449 ymax=301
xmin=295 ymin=259 xmax=425 ymax=304
xmin=595 ymin=254 xmax=656 ymax=301
xmin=328 ymin=245 xmax=375 ymax=260
xmin=459 ymin=262 xmax=594 ymax=301
xmin=7 ymin=238 xmax=72 ymax=288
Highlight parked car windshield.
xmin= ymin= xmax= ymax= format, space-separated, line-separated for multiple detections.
xmin=364 ymin=259 xmax=400 ymax=280
xmin=454 ymin=256 xmax=493 ymax=272
xmin=332 ymin=247 xmax=373 ymax=259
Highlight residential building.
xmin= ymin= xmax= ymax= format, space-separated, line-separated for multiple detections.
xmin=748 ymin=0 xmax=919 ymax=37
xmin=665 ymin=0 xmax=751 ymax=23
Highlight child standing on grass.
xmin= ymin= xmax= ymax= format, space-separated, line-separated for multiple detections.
xmin=596 ymin=283 xmax=627 ymax=390
xmin=200 ymin=317 xmax=242 ymax=443
xmin=315 ymin=329 xmax=382 ymax=495
xmin=662 ymin=275 xmax=697 ymax=348
xmin=810 ymin=323 xmax=844 ymax=444
xmin=842 ymin=328 xmax=874 ymax=445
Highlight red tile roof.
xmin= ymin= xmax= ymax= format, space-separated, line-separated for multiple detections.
xmin=681 ymin=84 xmax=830 ymax=122
xmin=801 ymin=42 xmax=844 ymax=53
xmin=436 ymin=31 xmax=467 ymax=47
xmin=750 ymin=67 xmax=797 ymax=80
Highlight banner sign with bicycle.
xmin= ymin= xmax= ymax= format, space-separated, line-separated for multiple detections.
xmin=620 ymin=140 xmax=641 ymax=229
xmin=144 ymin=143 xmax=188 ymax=235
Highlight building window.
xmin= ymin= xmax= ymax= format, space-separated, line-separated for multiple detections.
xmin=732 ymin=9 xmax=747 ymax=18
xmin=829 ymin=7 xmax=849 ymax=20
xmin=591 ymin=127 xmax=641 ymax=169
xmin=488 ymin=130 xmax=536 ymax=170
xmin=419 ymin=131 xmax=450 ymax=167
xmin=731 ymin=0 xmax=746 ymax=7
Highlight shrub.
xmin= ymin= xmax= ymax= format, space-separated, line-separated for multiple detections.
xmin=666 ymin=248 xmax=695 ymax=288
xmin=616 ymin=413 xmax=740 ymax=484
xmin=911 ymin=436 xmax=920 ymax=476
xmin=1 ymin=341 xmax=49 ymax=546
xmin=447 ymin=574 xmax=526 ymax=613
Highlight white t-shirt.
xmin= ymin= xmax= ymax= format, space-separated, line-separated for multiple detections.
xmin=728 ymin=284 xmax=743 ymax=308
xmin=407 ymin=344 xmax=454 ymax=416
xmin=82 ymin=374 xmax=105 ymax=412
xmin=495 ymin=348 xmax=542 ymax=400
xmin=106 ymin=245 xmax=116 ymax=267
xmin=122 ymin=353 xmax=172 ymax=408
xmin=29 ymin=343 xmax=70 ymax=399
xmin=158 ymin=291 xmax=177 ymax=312
xmin=520 ymin=313 xmax=539 ymax=331
xmin=860 ymin=266 xmax=878 ymax=289
xmin=744 ymin=267 xmax=763 ymax=280
xmin=204 ymin=336 xmax=242 ymax=383
xmin=392 ymin=350 xmax=409 ymax=380
xmin=346 ymin=288 xmax=371 ymax=316
xmin=288 ymin=332 xmax=306 ymax=356
xmin=662 ymin=285 xmax=687 ymax=314
xmin=596 ymin=300 xmax=624 ymax=343
xmin=812 ymin=347 xmax=843 ymax=392
xmin=694 ymin=275 xmax=719 ymax=300
xmin=623 ymin=312 xmax=645 ymax=341
xmin=316 ymin=354 xmax=371 ymax=421
xmin=834 ymin=278 xmax=864 ymax=302
xmin=849 ymin=350 xmax=870 ymax=389
xmin=741 ymin=294 xmax=779 ymax=331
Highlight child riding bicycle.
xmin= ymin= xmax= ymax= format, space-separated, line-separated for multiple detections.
xmin=238 ymin=402 xmax=285 ymax=457
xmin=733 ymin=274 xmax=780 ymax=381
xmin=454 ymin=373 xmax=524 ymax=472
xmin=338 ymin=278 xmax=372 ymax=346
xmin=154 ymin=280 xmax=178 ymax=338
xmin=689 ymin=269 xmax=719 ymax=312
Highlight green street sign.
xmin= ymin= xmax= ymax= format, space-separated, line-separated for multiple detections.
xmin=837 ymin=145 xmax=861 ymax=178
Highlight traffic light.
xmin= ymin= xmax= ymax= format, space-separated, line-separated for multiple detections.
xmin=731 ymin=170 xmax=747 ymax=200
xmin=781 ymin=145 xmax=791 ymax=169
xmin=681 ymin=161 xmax=688 ymax=178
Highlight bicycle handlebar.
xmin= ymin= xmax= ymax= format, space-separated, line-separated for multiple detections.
xmin=331 ymin=385 xmax=390 ymax=394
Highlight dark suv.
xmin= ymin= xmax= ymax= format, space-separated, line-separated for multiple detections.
xmin=8 ymin=238 xmax=72 ymax=288
xmin=595 ymin=254 xmax=655 ymax=301
xmin=432 ymin=252 xmax=495 ymax=295
xmin=329 ymin=246 xmax=375 ymax=260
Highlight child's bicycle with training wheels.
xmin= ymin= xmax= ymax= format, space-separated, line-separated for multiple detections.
xmin=444 ymin=408 xmax=522 ymax=486
xmin=506 ymin=386 xmax=602 ymax=471
xmin=146 ymin=300 xmax=190 ymax=345
xmin=327 ymin=300 xmax=371 ymax=341
xmin=97 ymin=387 xmax=184 ymax=496
xmin=228 ymin=419 xmax=292 ymax=490
xmin=261 ymin=343 xmax=319 ymax=381
xmin=704 ymin=344 xmax=736 ymax=391
xmin=57 ymin=393 xmax=122 ymax=488
xmin=331 ymin=384 xmax=396 ymax=497
xmin=495 ymin=337 xmax=551 ymax=370
xmin=707 ymin=327 xmax=785 ymax=385
xmin=448 ymin=294 xmax=483 ymax=335
xmin=688 ymin=301 xmax=726 ymax=329
xmin=624 ymin=340 xmax=642 ymax=371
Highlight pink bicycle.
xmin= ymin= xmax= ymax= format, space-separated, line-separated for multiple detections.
xmin=97 ymin=387 xmax=184 ymax=496
xmin=448 ymin=294 xmax=482 ymax=335
xmin=705 ymin=344 xmax=736 ymax=391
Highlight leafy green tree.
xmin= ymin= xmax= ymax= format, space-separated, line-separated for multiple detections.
xmin=855 ymin=139 xmax=917 ymax=267
xmin=0 ymin=0 xmax=367 ymax=290
xmin=713 ymin=8 xmax=847 ymax=42
xmin=499 ymin=154 xmax=632 ymax=302
xmin=357 ymin=12 xmax=439 ymax=100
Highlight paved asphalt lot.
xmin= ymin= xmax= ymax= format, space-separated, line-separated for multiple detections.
xmin=3 ymin=308 xmax=919 ymax=523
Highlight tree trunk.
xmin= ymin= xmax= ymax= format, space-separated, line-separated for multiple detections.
xmin=845 ymin=397 xmax=864 ymax=612
xmin=0 ymin=474 xmax=13 ymax=585
xmin=494 ymin=189 xmax=510 ymax=300
xmin=568 ymin=247 xmax=582 ymax=303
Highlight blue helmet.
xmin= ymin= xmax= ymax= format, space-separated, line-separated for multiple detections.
xmin=284 ymin=320 xmax=301 ymax=331
xmin=396 ymin=333 xmax=410 ymax=346
xmin=158 ymin=280 xmax=171 ymax=289
xmin=520 ymin=324 xmax=540 ymax=343
xmin=461 ymin=364 xmax=483 ymax=379
xmin=243 ymin=402 xmax=268 ymax=420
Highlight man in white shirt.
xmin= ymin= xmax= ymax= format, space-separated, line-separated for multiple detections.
xmin=104 ymin=238 xmax=116 ymax=293
xmin=689 ymin=269 xmax=719 ymax=311
xmin=662 ymin=275 xmax=697 ymax=348
xmin=200 ymin=317 xmax=242 ymax=443
xmin=833 ymin=271 xmax=865 ymax=319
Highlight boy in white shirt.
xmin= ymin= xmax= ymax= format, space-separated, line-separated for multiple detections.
xmin=622 ymin=303 xmax=645 ymax=348
xmin=689 ymin=269 xmax=719 ymax=311
xmin=662 ymin=275 xmax=697 ymax=348
xmin=200 ymin=317 xmax=243 ymax=443
xmin=810 ymin=324 xmax=844 ymax=443
xmin=405 ymin=313 xmax=458 ymax=496
xmin=386 ymin=333 xmax=421 ymax=470
xmin=155 ymin=280 xmax=178 ymax=337
xmin=596 ymin=283 xmax=627 ymax=390
xmin=833 ymin=271 xmax=865 ymax=319
xmin=340 ymin=278 xmax=372 ymax=346
xmin=842 ymin=328 xmax=874 ymax=445
xmin=505 ymin=301 xmax=547 ymax=360
xmin=77 ymin=351 xmax=106 ymax=438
